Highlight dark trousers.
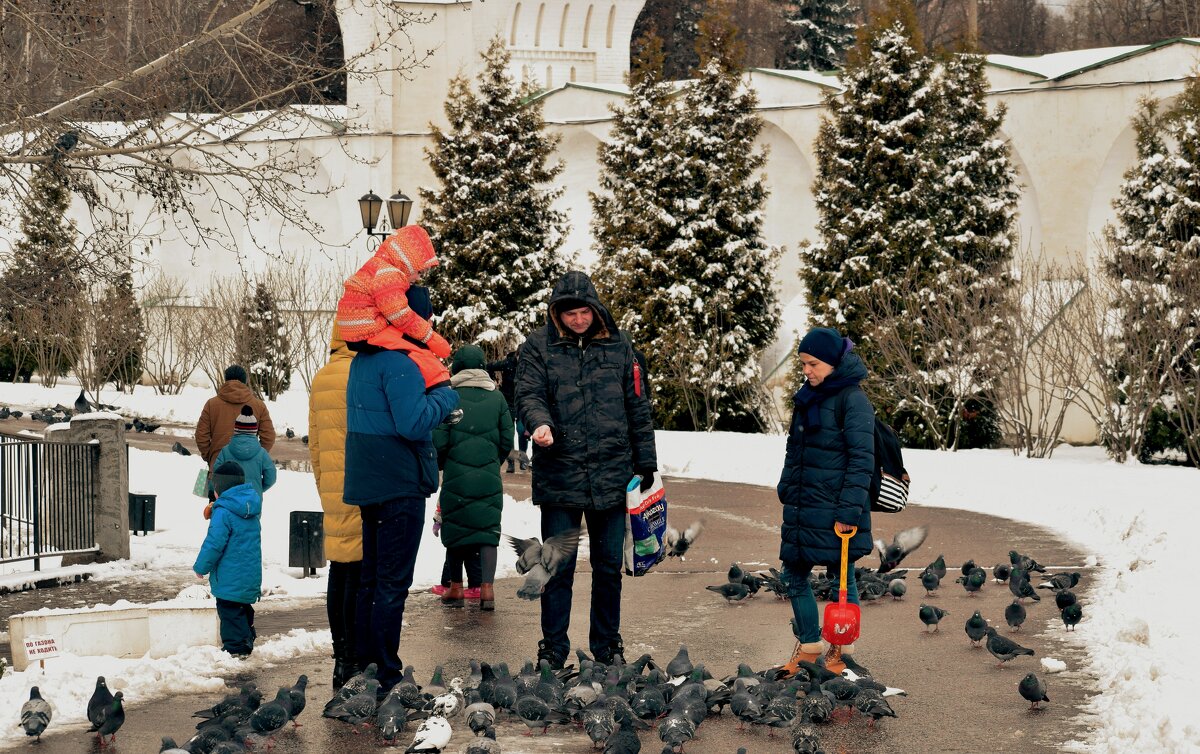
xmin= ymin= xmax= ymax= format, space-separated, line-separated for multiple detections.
xmin=327 ymin=560 xmax=362 ymax=662
xmin=356 ymin=498 xmax=424 ymax=692
xmin=540 ymin=505 xmax=625 ymax=660
xmin=215 ymin=598 xmax=256 ymax=655
xmin=440 ymin=547 xmax=482 ymax=588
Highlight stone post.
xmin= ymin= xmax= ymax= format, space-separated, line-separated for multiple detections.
xmin=45 ymin=413 xmax=130 ymax=562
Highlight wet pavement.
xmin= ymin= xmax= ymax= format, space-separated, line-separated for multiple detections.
xmin=8 ymin=471 xmax=1102 ymax=753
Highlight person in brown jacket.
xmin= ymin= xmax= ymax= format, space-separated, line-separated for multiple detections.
xmin=196 ymin=365 xmax=276 ymax=501
xmin=308 ymin=321 xmax=363 ymax=689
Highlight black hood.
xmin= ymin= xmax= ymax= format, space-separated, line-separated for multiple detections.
xmin=546 ymin=270 xmax=619 ymax=338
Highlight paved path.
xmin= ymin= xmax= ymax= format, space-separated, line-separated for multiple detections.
xmin=16 ymin=472 xmax=1098 ymax=753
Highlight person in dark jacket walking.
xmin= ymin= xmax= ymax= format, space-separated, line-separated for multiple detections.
xmin=515 ymin=270 xmax=657 ymax=669
xmin=194 ymin=462 xmax=263 ymax=657
xmin=485 ymin=346 xmax=528 ymax=472
xmin=195 ymin=365 xmax=276 ymax=502
xmin=433 ymin=345 xmax=514 ymax=611
xmin=344 ymin=289 xmax=460 ymax=693
xmin=777 ymin=326 xmax=874 ymax=677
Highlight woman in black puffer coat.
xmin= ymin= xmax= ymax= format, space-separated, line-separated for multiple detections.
xmin=776 ymin=327 xmax=875 ymax=677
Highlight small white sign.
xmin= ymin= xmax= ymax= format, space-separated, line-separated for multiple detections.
xmin=23 ymin=635 xmax=59 ymax=660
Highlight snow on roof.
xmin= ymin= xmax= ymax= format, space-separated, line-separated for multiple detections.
xmin=986 ymin=38 xmax=1200 ymax=82
xmin=749 ymin=68 xmax=842 ymax=90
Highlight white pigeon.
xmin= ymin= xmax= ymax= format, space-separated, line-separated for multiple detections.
xmin=430 ymin=684 xmax=464 ymax=718
xmin=842 ymin=668 xmax=908 ymax=697
xmin=406 ymin=714 xmax=452 ymax=752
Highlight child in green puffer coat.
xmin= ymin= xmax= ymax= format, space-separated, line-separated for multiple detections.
xmin=433 ymin=345 xmax=514 ymax=611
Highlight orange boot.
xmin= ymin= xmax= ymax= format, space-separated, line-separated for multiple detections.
xmin=479 ymin=583 xmax=495 ymax=611
xmin=442 ymin=582 xmax=464 ymax=607
xmin=824 ymin=643 xmax=852 ymax=675
xmin=779 ymin=641 xmax=824 ymax=678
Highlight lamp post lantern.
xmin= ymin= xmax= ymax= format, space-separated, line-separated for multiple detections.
xmin=358 ymin=189 xmax=412 ymax=250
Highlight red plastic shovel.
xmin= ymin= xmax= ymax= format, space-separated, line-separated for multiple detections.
xmin=822 ymin=526 xmax=861 ymax=646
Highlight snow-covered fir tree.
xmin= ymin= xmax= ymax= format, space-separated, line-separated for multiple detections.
xmin=630 ymin=10 xmax=779 ymax=431
xmin=0 ymin=158 xmax=83 ymax=385
xmin=592 ymin=33 xmax=685 ymax=362
xmin=778 ymin=0 xmax=858 ymax=71
xmin=913 ymin=51 xmax=1021 ymax=448
xmin=1104 ymin=90 xmax=1200 ymax=464
xmin=803 ymin=16 xmax=937 ymax=361
xmin=421 ymin=37 xmax=567 ymax=352
xmin=93 ymin=268 xmax=145 ymax=392
xmin=241 ymin=280 xmax=292 ymax=400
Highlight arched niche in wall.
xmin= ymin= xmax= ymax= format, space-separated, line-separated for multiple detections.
xmin=605 ymin=5 xmax=615 ymax=49
xmin=755 ymin=120 xmax=817 ymax=384
xmin=582 ymin=5 xmax=593 ymax=49
xmin=546 ymin=65 xmax=554 ymax=87
xmin=998 ymin=128 xmax=1043 ymax=267
xmin=554 ymin=128 xmax=605 ymax=269
xmin=559 ymin=4 xmax=570 ymax=47
xmin=510 ymin=3 xmax=522 ymax=45
xmin=535 ymin=3 xmax=546 ymax=47
xmin=570 ymin=65 xmax=577 ymax=82
xmin=1082 ymin=94 xmax=1181 ymax=269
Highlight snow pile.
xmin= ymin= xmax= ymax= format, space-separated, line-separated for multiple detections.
xmin=658 ymin=431 xmax=1198 ymax=753
xmin=0 ymin=629 xmax=330 ymax=744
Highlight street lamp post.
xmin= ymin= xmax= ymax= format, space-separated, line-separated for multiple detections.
xmin=358 ymin=189 xmax=414 ymax=250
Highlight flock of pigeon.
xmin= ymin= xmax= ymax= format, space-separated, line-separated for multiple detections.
xmin=0 ymin=391 xmax=160 ymax=432
xmin=13 ymin=519 xmax=1085 ymax=750
xmin=701 ymin=525 xmax=1084 ymax=721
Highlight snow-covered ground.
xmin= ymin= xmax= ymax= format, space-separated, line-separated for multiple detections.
xmin=1 ymin=381 xmax=1197 ymax=752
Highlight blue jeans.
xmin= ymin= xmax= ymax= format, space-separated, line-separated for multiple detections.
xmin=356 ymin=498 xmax=424 ymax=691
xmin=782 ymin=561 xmax=860 ymax=643
xmin=540 ymin=505 xmax=625 ymax=661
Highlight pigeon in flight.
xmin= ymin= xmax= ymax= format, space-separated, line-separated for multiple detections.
xmin=665 ymin=520 xmax=704 ymax=558
xmin=506 ymin=528 xmax=582 ymax=600
xmin=874 ymin=525 xmax=928 ymax=573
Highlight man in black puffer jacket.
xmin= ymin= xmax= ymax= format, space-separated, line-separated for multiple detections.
xmin=515 ymin=270 xmax=657 ymax=669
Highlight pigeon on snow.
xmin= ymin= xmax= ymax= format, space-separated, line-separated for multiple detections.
xmin=20 ymin=686 xmax=52 ymax=741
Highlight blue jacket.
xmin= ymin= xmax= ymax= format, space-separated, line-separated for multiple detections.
xmin=344 ymin=349 xmax=460 ymax=505
xmin=777 ymin=352 xmax=874 ymax=566
xmin=213 ymin=435 xmax=277 ymax=496
xmin=193 ymin=483 xmax=263 ymax=604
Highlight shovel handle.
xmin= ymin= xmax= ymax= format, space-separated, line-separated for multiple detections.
xmin=836 ymin=526 xmax=858 ymax=604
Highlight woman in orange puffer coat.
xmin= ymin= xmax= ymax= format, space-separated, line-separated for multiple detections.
xmin=308 ymin=320 xmax=362 ymax=689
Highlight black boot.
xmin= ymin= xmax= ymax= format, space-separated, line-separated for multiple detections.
xmin=506 ymin=457 xmax=515 ymax=474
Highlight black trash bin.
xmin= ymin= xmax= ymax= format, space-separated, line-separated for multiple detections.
xmin=128 ymin=492 xmax=156 ymax=536
xmin=289 ymin=511 xmax=325 ymax=576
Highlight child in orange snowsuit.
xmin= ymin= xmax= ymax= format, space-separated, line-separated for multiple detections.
xmin=337 ymin=225 xmax=451 ymax=386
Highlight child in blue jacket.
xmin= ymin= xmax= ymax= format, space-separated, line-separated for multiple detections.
xmin=211 ymin=406 xmax=277 ymax=499
xmin=194 ymin=461 xmax=263 ymax=657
